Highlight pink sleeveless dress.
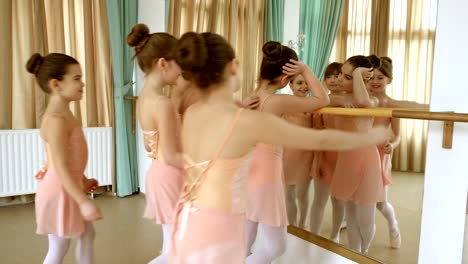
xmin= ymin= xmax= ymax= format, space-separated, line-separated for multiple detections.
xmin=35 ymin=127 xmax=88 ymax=238
xmin=142 ymin=112 xmax=184 ymax=224
xmin=246 ymin=95 xmax=288 ymax=227
xmin=283 ymin=112 xmax=314 ymax=185
xmin=374 ymin=117 xmax=393 ymax=186
xmin=312 ymin=114 xmax=338 ymax=186
xmin=170 ymin=109 xmax=250 ymax=264
xmin=330 ymin=116 xmax=384 ymax=205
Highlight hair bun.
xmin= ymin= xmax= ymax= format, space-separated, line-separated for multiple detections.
xmin=26 ymin=53 xmax=44 ymax=75
xmin=367 ymin=54 xmax=382 ymax=69
xmin=262 ymin=41 xmax=283 ymax=61
xmin=176 ymin=32 xmax=208 ymax=71
xmin=127 ymin=24 xmax=150 ymax=50
xmin=381 ymin=56 xmax=393 ymax=64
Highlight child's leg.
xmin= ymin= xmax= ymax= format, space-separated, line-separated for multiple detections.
xmin=43 ymin=234 xmax=71 ymax=264
xmin=245 ymin=220 xmax=259 ymax=256
xmin=356 ymin=203 xmax=377 ymax=254
xmin=345 ymin=201 xmax=361 ymax=253
xmin=76 ymin=221 xmax=96 ymax=264
xmin=310 ymin=180 xmax=330 ymax=234
xmin=330 ymin=197 xmax=346 ymax=242
xmin=148 ymin=224 xmax=172 ymax=264
xmin=296 ymin=182 xmax=310 ymax=228
xmin=246 ymin=224 xmax=287 ymax=264
xmin=377 ymin=186 xmax=401 ymax=248
xmin=285 ymin=185 xmax=298 ymax=226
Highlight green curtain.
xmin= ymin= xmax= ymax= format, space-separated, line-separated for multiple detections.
xmin=264 ymin=0 xmax=285 ymax=42
xmin=106 ymin=0 xmax=139 ymax=197
xmin=299 ymin=0 xmax=344 ymax=80
xmin=165 ymin=0 xmax=170 ymax=31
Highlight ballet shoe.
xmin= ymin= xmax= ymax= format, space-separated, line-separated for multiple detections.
xmin=389 ymin=226 xmax=401 ymax=249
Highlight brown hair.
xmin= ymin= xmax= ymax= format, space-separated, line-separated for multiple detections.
xmin=377 ymin=56 xmax=393 ymax=79
xmin=346 ymin=55 xmax=381 ymax=70
xmin=260 ymin=41 xmax=298 ymax=82
xmin=127 ymin=23 xmax=177 ymax=73
xmin=175 ymin=32 xmax=235 ymax=89
xmin=25 ymin=53 xmax=79 ymax=93
xmin=324 ymin=62 xmax=342 ymax=79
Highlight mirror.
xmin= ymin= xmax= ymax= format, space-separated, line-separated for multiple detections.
xmin=283 ymin=0 xmax=437 ymax=263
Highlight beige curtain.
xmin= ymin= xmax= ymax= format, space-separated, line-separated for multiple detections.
xmin=0 ymin=0 xmax=113 ymax=129
xmin=387 ymin=0 xmax=436 ymax=172
xmin=168 ymin=0 xmax=264 ymax=99
xmin=330 ymin=0 xmax=436 ymax=172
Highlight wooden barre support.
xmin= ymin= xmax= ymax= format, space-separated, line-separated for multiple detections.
xmin=124 ymin=96 xmax=139 ymax=134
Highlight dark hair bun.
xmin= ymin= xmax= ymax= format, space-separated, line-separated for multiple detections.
xmin=127 ymin=24 xmax=150 ymax=47
xmin=262 ymin=41 xmax=283 ymax=61
xmin=367 ymin=54 xmax=382 ymax=69
xmin=176 ymin=32 xmax=208 ymax=70
xmin=26 ymin=53 xmax=44 ymax=75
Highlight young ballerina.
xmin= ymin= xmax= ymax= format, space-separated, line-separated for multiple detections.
xmin=366 ymin=55 xmax=429 ymax=249
xmin=28 ymin=53 xmax=102 ymax=264
xmin=283 ymin=74 xmax=314 ymax=228
xmin=246 ymin=41 xmax=333 ymax=263
xmin=169 ymin=32 xmax=392 ymax=264
xmin=127 ymin=24 xmax=184 ymax=264
xmin=329 ymin=55 xmax=384 ymax=254
xmin=309 ymin=62 xmax=347 ymax=242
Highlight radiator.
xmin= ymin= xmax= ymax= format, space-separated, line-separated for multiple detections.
xmin=0 ymin=127 xmax=113 ymax=197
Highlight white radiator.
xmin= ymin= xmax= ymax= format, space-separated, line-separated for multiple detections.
xmin=0 ymin=127 xmax=113 ymax=197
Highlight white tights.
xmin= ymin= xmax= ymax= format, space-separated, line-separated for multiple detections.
xmin=285 ymin=183 xmax=310 ymax=228
xmin=377 ymin=186 xmax=399 ymax=231
xmin=344 ymin=201 xmax=376 ymax=254
xmin=245 ymin=220 xmax=287 ymax=264
xmin=43 ymin=222 xmax=95 ymax=264
xmin=309 ymin=180 xmax=345 ymax=241
xmin=148 ymin=224 xmax=172 ymax=264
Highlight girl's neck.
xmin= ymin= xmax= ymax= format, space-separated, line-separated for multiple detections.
xmin=257 ymin=80 xmax=280 ymax=95
xmin=47 ymin=95 xmax=71 ymax=114
xmin=143 ymin=73 xmax=166 ymax=95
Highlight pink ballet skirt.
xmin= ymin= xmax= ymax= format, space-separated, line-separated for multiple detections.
xmin=330 ymin=147 xmax=384 ymax=205
xmin=246 ymin=143 xmax=288 ymax=227
xmin=283 ymin=112 xmax=314 ymax=185
xmin=378 ymin=144 xmax=392 ymax=186
xmin=313 ymin=151 xmax=337 ymax=186
xmin=35 ymin=128 xmax=88 ymax=238
xmin=330 ymin=116 xmax=384 ymax=205
xmin=143 ymin=159 xmax=184 ymax=224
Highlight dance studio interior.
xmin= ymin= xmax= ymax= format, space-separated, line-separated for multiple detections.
xmin=1 ymin=0 xmax=467 ymax=263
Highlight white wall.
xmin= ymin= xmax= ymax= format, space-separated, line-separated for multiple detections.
xmin=418 ymin=0 xmax=468 ymax=263
xmin=281 ymin=0 xmax=300 ymax=95
xmin=136 ymin=0 xmax=166 ymax=193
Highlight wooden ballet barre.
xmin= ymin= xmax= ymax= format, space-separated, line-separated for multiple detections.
xmin=318 ymin=107 xmax=468 ymax=149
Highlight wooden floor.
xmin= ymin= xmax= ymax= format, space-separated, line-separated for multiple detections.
xmin=0 ymin=171 xmax=431 ymax=264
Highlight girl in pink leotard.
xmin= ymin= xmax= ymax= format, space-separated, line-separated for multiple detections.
xmin=329 ymin=55 xmax=386 ymax=254
xmin=28 ymin=52 xmax=102 ymax=264
xmin=282 ymin=74 xmax=314 ymax=228
xmin=127 ymin=24 xmax=185 ymax=264
xmin=309 ymin=62 xmax=347 ymax=243
xmin=366 ymin=55 xmax=429 ymax=249
xmin=169 ymin=32 xmax=392 ymax=264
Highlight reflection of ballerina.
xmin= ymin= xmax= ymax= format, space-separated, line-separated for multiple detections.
xmin=329 ymin=55 xmax=385 ymax=254
xmin=127 ymin=24 xmax=185 ymax=263
xmin=283 ymin=74 xmax=314 ymax=228
xmin=309 ymin=62 xmax=347 ymax=242
xmin=168 ymin=32 xmax=392 ymax=263
xmin=367 ymin=55 xmax=429 ymax=249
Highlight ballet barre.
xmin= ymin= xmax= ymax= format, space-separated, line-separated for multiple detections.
xmin=318 ymin=107 xmax=468 ymax=149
